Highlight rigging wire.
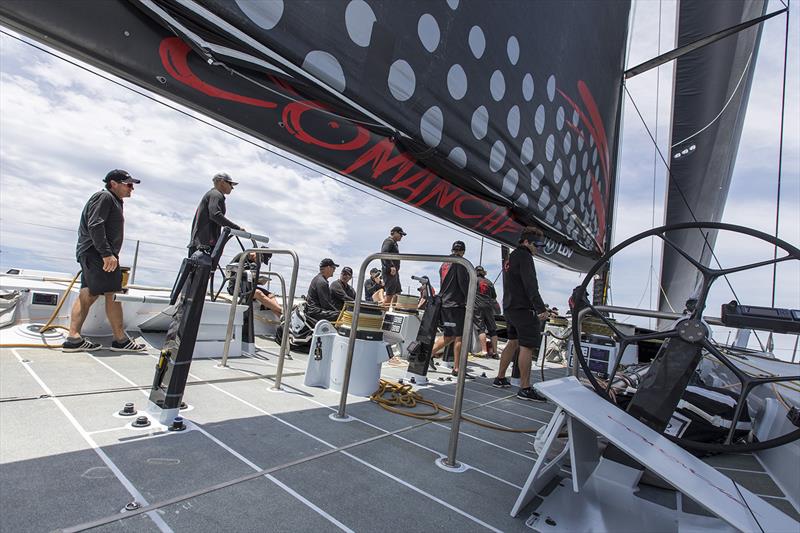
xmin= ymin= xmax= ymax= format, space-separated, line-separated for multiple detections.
xmin=771 ymin=2 xmax=790 ymax=308
xmin=648 ymin=0 xmax=664 ymax=329
xmin=0 ymin=29 xmax=495 ymax=249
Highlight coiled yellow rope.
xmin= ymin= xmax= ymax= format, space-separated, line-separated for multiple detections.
xmin=370 ymin=379 xmax=541 ymax=433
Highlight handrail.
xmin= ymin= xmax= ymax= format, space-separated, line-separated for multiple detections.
xmin=220 ymin=247 xmax=299 ymax=391
xmin=332 ymin=252 xmax=477 ymax=470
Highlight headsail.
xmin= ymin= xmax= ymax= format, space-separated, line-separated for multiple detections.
xmin=659 ymin=0 xmax=767 ymax=312
xmin=0 ymin=0 xmax=630 ymax=271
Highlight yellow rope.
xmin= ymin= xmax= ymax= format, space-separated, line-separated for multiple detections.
xmin=370 ymin=379 xmax=541 ymax=433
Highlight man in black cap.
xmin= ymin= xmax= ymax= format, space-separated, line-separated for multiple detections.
xmin=330 ymin=266 xmax=356 ymax=311
xmin=493 ymin=226 xmax=549 ymax=401
xmin=473 ymin=266 xmax=499 ymax=358
xmin=306 ymin=258 xmax=340 ymax=323
xmin=188 ymin=172 xmax=244 ymax=256
xmin=63 ymin=170 xmax=146 ymax=353
xmin=364 ymin=268 xmax=384 ymax=302
xmin=380 ymin=226 xmax=406 ymax=306
xmin=431 ymin=240 xmax=474 ymax=379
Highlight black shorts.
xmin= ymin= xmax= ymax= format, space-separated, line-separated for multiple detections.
xmin=440 ymin=306 xmax=466 ymax=337
xmin=473 ymin=306 xmax=497 ymax=336
xmin=79 ymin=250 xmax=122 ymax=296
xmin=382 ymin=269 xmax=401 ymax=295
xmin=505 ymin=308 xmax=541 ymax=348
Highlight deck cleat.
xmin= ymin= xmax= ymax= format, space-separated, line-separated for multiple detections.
xmin=168 ymin=416 xmax=186 ymax=432
xmin=118 ymin=402 xmax=137 ymax=416
xmin=131 ymin=415 xmax=150 ymax=428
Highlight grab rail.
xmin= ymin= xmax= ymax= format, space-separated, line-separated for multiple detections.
xmin=332 ymin=252 xmax=477 ymax=470
xmin=220 ymin=247 xmax=299 ymax=391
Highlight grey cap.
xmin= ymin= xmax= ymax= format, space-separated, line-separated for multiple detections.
xmin=213 ymin=172 xmax=239 ymax=186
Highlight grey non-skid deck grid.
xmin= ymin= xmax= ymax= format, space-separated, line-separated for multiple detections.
xmin=1 ymin=337 xmax=797 ymax=532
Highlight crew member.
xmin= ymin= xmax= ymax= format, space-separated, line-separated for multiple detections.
xmin=63 ymin=169 xmax=146 ymax=353
xmin=188 ymin=172 xmax=244 ymax=256
xmin=227 ymin=251 xmax=282 ymax=317
xmin=364 ymin=268 xmax=384 ymax=302
xmin=493 ymin=227 xmax=549 ymax=401
xmin=431 ymin=241 xmax=474 ymax=379
xmin=474 ymin=266 xmax=499 ymax=359
xmin=330 ymin=266 xmax=356 ymax=311
xmin=306 ymin=258 xmax=340 ymax=323
xmin=381 ymin=226 xmax=405 ymax=306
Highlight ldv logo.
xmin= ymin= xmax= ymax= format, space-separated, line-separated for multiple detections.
xmin=543 ymin=238 xmax=574 ymax=259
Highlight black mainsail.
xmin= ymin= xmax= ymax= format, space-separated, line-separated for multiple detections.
xmin=0 ymin=0 xmax=630 ymax=271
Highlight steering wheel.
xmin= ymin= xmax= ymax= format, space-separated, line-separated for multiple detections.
xmin=570 ymin=222 xmax=800 ymax=452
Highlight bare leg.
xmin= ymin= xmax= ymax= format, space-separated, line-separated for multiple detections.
xmin=478 ymin=332 xmax=488 ymax=354
xmin=104 ymin=293 xmax=126 ymax=341
xmin=518 ymin=345 xmax=534 ymax=389
xmin=68 ymin=288 xmax=99 ymax=338
xmin=496 ymin=339 xmax=519 ymax=378
xmin=254 ymin=292 xmax=282 ymax=316
xmin=431 ymin=335 xmax=453 ymax=356
xmin=452 ymin=337 xmax=463 ymax=372
xmin=490 ymin=335 xmax=498 ymax=356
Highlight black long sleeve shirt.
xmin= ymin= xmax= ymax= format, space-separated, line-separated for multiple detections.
xmin=189 ymin=188 xmax=241 ymax=249
xmin=364 ymin=277 xmax=383 ymax=300
xmin=307 ymin=273 xmax=337 ymax=317
xmin=380 ymin=237 xmax=400 ymax=270
xmin=76 ymin=189 xmax=124 ymax=259
xmin=502 ymin=246 xmax=546 ymax=313
xmin=439 ymin=256 xmax=470 ymax=308
xmin=329 ymin=279 xmax=356 ymax=310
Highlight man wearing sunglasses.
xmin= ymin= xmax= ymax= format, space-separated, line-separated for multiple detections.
xmin=330 ymin=266 xmax=356 ymax=311
xmin=63 ymin=169 xmax=145 ymax=353
xmin=493 ymin=226 xmax=549 ymax=401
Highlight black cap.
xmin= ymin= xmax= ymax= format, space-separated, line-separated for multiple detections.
xmin=319 ymin=258 xmax=339 ymax=268
xmin=342 ymin=266 xmax=353 ymax=275
xmin=369 ymin=267 xmax=381 ymax=275
xmin=451 ymin=240 xmax=466 ymax=252
xmin=475 ymin=265 xmax=486 ymax=275
xmin=104 ymin=169 xmax=140 ymax=184
xmin=390 ymin=226 xmax=407 ymax=236
xmin=213 ymin=172 xmax=239 ymax=186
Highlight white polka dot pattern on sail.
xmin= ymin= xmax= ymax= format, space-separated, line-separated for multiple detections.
xmin=345 ymin=0 xmax=376 ymax=47
xmin=471 ymin=106 xmax=489 ymax=139
xmin=522 ymin=73 xmax=534 ymax=101
xmin=236 ymin=0 xmax=284 ymax=29
xmin=469 ymin=26 xmax=486 ymax=59
xmin=489 ymin=140 xmax=506 ymax=172
xmin=490 ymin=70 xmax=505 ymax=101
xmin=448 ymin=147 xmax=467 ymax=168
xmin=507 ymin=36 xmax=520 ymax=65
xmin=447 ymin=64 xmax=468 ymax=100
xmin=302 ymin=51 xmax=346 ymax=92
xmin=547 ymin=75 xmax=556 ymax=102
xmin=535 ymin=105 xmax=545 ymax=135
xmin=418 ymin=13 xmax=441 ymax=52
xmin=388 ymin=60 xmax=416 ymax=101
xmin=520 ymin=137 xmax=533 ymax=164
xmin=501 ymin=168 xmax=518 ymax=196
xmin=420 ymin=106 xmax=444 ymax=147
xmin=507 ymin=105 xmax=520 ymax=138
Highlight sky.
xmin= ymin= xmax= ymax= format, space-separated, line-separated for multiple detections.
xmin=0 ymin=1 xmax=798 ymax=360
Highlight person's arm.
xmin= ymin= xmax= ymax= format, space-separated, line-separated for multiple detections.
xmin=519 ymin=256 xmax=546 ymax=314
xmin=489 ymin=281 xmax=497 ymax=300
xmin=319 ymin=283 xmax=337 ymax=311
xmin=208 ymin=192 xmax=241 ymax=230
xmin=344 ymin=284 xmax=356 ymax=301
xmin=456 ymin=264 xmax=470 ymax=298
xmin=86 ymin=194 xmax=114 ymax=257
